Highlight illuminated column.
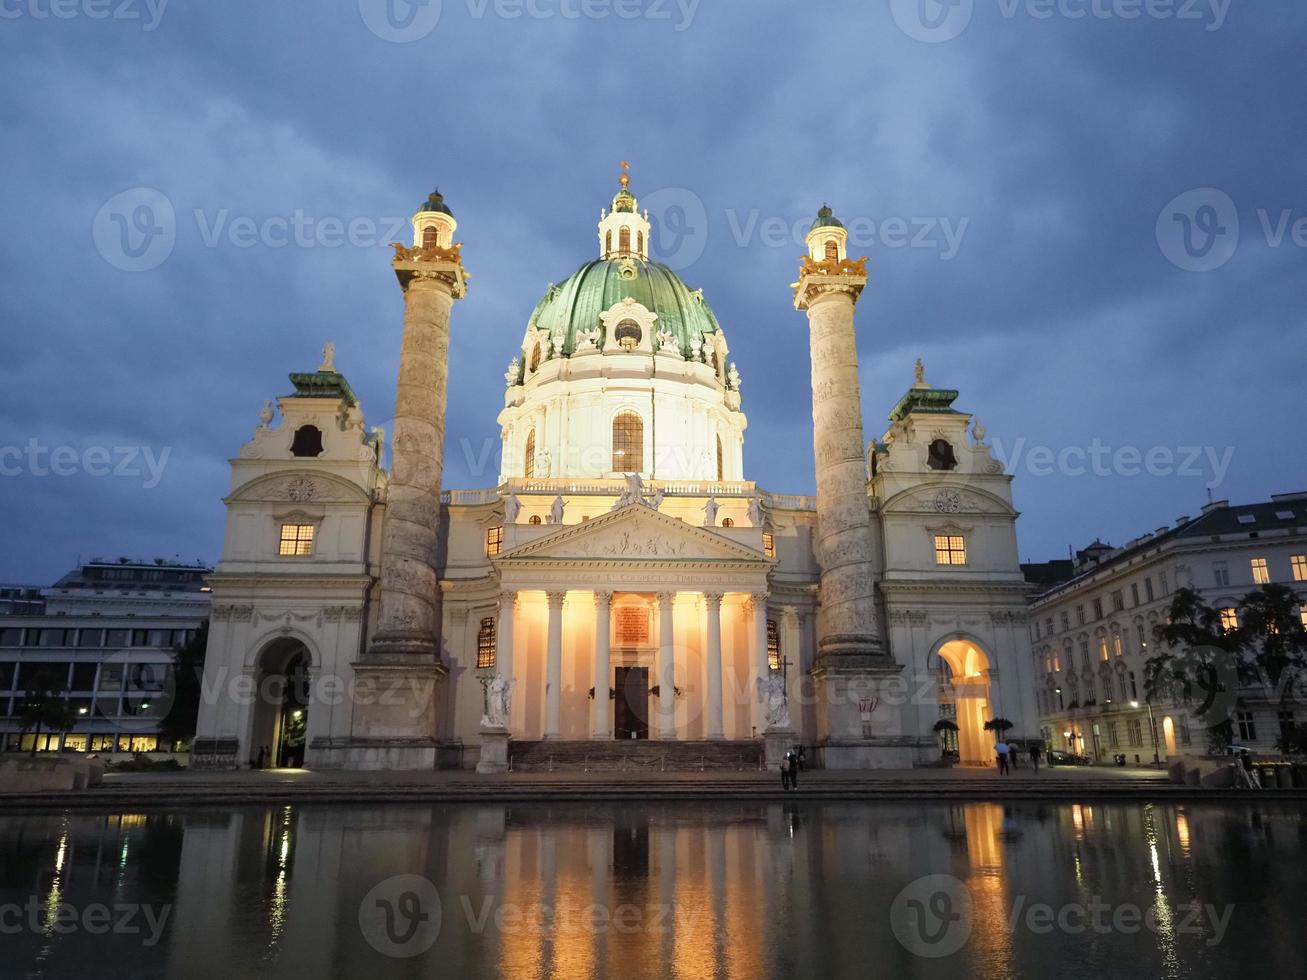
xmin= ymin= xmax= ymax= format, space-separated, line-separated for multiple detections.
xmin=592 ymin=591 xmax=612 ymax=739
xmin=792 ymin=207 xmax=884 ymax=661
xmin=498 ymin=592 xmax=516 ymax=724
xmin=751 ymin=591 xmax=770 ymax=732
xmin=544 ymin=591 xmax=565 ymax=739
xmin=656 ymin=592 xmax=677 ymax=739
xmin=704 ymin=592 xmax=725 ymax=739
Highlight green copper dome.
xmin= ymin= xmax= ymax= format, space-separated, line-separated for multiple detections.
xmin=810 ymin=204 xmax=844 ymax=231
xmin=417 ymin=190 xmax=453 ymax=216
xmin=527 ymin=258 xmax=722 ymax=358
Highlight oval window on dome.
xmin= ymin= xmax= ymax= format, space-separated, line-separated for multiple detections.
xmin=615 ymin=320 xmax=641 ymax=352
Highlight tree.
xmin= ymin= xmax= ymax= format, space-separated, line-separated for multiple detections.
xmin=158 ymin=621 xmax=208 ymax=750
xmin=932 ymin=718 xmax=959 ymax=758
xmin=983 ymin=718 xmax=1014 ymax=736
xmin=18 ymin=670 xmax=78 ymax=758
xmin=1147 ymin=585 xmax=1307 ymax=752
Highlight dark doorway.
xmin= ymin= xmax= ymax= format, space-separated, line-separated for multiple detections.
xmin=613 ymin=666 xmax=649 ymax=740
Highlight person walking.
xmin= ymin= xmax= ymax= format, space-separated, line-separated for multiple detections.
xmin=787 ymin=747 xmax=800 ymax=790
xmin=1029 ymin=743 xmax=1042 ymax=771
xmin=995 ymin=740 xmax=1010 ymax=774
xmin=780 ymin=750 xmax=792 ymax=791
xmin=1007 ymin=744 xmax=1018 ymax=771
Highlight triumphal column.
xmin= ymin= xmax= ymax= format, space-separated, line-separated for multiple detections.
xmin=793 ymin=205 xmax=919 ymax=768
xmin=348 ymin=191 xmax=467 ymax=770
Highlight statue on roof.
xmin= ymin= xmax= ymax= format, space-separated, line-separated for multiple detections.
xmin=914 ymin=358 xmax=925 ymax=386
xmin=320 ymin=342 xmax=336 ymax=373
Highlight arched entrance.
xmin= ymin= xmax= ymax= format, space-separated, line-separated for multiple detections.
xmin=250 ymin=638 xmax=311 ymax=769
xmin=936 ymin=638 xmax=993 ymax=766
xmin=1162 ymin=716 xmax=1178 ymax=757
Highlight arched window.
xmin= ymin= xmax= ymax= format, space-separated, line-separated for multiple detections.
xmin=290 ymin=425 xmax=323 ymax=458
xmin=716 ymin=435 xmax=724 ymax=481
xmin=767 ymin=620 xmax=781 ymax=671
xmin=927 ymin=439 xmax=958 ymax=471
xmin=637 ymin=230 xmax=645 ymax=255
xmin=612 ymin=411 xmax=643 ymax=473
xmin=619 ymin=227 xmax=631 ymax=257
xmin=605 ymin=231 xmax=612 ymax=256
xmin=422 ymin=225 xmax=438 ymax=249
xmin=711 ymin=349 xmax=720 ymax=375
xmin=477 ymin=617 xmax=496 ymax=669
xmin=824 ymin=240 xmax=838 ymax=261
xmin=529 ymin=343 xmax=541 ymax=373
xmin=524 ymin=430 xmax=536 ymax=479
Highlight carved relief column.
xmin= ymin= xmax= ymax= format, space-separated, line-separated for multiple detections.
xmin=704 ymin=592 xmax=725 ymax=740
xmin=793 ymin=253 xmax=883 ymax=661
xmin=349 ymin=197 xmax=467 ymax=770
xmin=656 ymin=592 xmax=677 ymax=740
xmin=544 ymin=591 xmax=565 ymax=739
xmin=497 ymin=591 xmax=516 ymax=722
xmin=592 ymin=591 xmax=613 ymax=739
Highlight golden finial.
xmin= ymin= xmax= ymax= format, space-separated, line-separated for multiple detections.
xmin=619 ymin=160 xmax=631 ymax=190
xmin=914 ymin=358 xmax=925 ymax=385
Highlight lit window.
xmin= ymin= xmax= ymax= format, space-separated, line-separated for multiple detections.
xmin=1112 ymin=627 xmax=1123 ymax=657
xmin=824 ymin=240 xmax=839 ymax=261
xmin=278 ymin=523 xmax=315 ymax=557
xmin=716 ymin=435 xmax=724 ymax=482
xmin=1291 ymin=555 xmax=1306 ymax=582
xmin=477 ymin=618 xmax=496 ymax=669
xmin=1300 ymin=608 xmax=1307 ymax=629
xmin=767 ymin=620 xmax=781 ymax=671
xmin=762 ymin=532 xmax=775 ymax=558
xmin=1251 ymin=558 xmax=1270 ymax=584
xmin=524 ymin=430 xmax=536 ymax=479
xmin=934 ymin=535 xmax=966 ymax=565
xmin=1219 ymin=607 xmax=1239 ymax=632
xmin=486 ymin=526 xmax=504 ymax=557
xmin=619 ymin=227 xmax=631 ymax=257
xmin=529 ymin=343 xmax=541 ymax=373
xmin=1097 ymin=635 xmax=1110 ymax=661
xmin=612 ymin=411 xmax=643 ymax=472
xmin=422 ymin=225 xmax=438 ymax=249
xmin=615 ymin=319 xmax=641 ymax=352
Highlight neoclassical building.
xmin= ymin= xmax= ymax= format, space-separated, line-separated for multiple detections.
xmin=193 ymin=171 xmax=1039 ymax=771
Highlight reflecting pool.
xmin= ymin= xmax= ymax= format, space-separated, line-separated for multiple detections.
xmin=2 ymin=801 xmax=1304 ymax=979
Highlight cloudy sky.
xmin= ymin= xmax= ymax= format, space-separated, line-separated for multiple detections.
xmin=0 ymin=0 xmax=1303 ymax=584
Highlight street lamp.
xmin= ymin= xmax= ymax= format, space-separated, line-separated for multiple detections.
xmin=1130 ymin=699 xmax=1159 ymax=765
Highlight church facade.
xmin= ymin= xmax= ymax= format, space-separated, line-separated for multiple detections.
xmin=192 ymin=172 xmax=1040 ymax=772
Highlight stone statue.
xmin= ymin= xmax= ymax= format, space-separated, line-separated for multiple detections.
xmin=657 ymin=328 xmax=679 ymax=353
xmin=613 ymin=473 xmax=646 ymax=509
xmin=758 ymin=672 xmax=791 ymax=730
xmin=482 ymin=673 xmax=512 ymax=730
xmin=550 ymin=330 xmax=566 ymax=357
xmin=320 ymin=342 xmax=336 ymax=373
xmin=748 ymin=495 xmax=763 ymax=527
xmin=575 ymin=326 xmax=600 ymax=351
xmin=369 ymin=425 xmax=386 ymax=464
xmin=689 ymin=333 xmax=704 ymax=361
xmin=914 ymin=358 xmax=926 ymax=386
xmin=258 ymin=400 xmax=274 ymax=430
xmin=505 ymin=358 xmax=520 ymax=387
xmin=502 ymin=493 xmax=521 ymax=524
xmin=703 ymin=495 xmax=719 ymax=527
xmin=647 ymin=484 xmax=665 ymax=510
xmin=728 ymin=363 xmax=742 ymax=389
xmin=537 ymin=450 xmax=551 ymax=478
xmin=548 ymin=495 xmax=565 ymax=525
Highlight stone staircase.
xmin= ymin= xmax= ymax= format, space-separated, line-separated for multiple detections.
xmin=508 ymin=739 xmax=764 ymax=772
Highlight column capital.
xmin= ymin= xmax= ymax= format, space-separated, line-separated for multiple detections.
xmin=594 ymin=589 xmax=613 ymax=607
xmin=498 ymin=591 xmax=517 ymax=612
xmin=703 ymin=591 xmax=724 ymax=609
xmin=545 ymin=590 xmax=567 ymax=608
xmin=656 ymin=590 xmax=676 ymax=606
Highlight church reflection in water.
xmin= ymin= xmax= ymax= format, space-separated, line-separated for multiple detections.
xmin=2 ymin=800 xmax=1304 ymax=979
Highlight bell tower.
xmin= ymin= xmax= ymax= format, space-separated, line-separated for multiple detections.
xmin=597 ymin=161 xmax=651 ymax=261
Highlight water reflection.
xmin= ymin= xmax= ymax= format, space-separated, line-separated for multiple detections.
xmin=1 ymin=800 xmax=1305 ymax=979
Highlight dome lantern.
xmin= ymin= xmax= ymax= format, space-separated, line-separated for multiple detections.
xmin=598 ymin=161 xmax=651 ymax=261
xmin=805 ymin=203 xmax=848 ymax=264
xmin=412 ymin=189 xmax=458 ymax=250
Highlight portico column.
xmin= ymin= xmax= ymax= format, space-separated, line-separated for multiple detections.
xmin=545 ymin=591 xmax=565 ymax=739
xmin=704 ymin=592 xmax=725 ymax=740
xmin=592 ymin=591 xmax=613 ymax=739
xmin=497 ymin=591 xmax=516 ymax=721
xmin=751 ymin=591 xmax=770 ymax=733
xmin=656 ymin=592 xmax=677 ymax=740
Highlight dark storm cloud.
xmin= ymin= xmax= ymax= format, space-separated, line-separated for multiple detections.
xmin=0 ymin=0 xmax=1303 ymax=582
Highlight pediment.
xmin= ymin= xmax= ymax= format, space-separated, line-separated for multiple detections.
xmin=496 ymin=504 xmax=767 ymax=564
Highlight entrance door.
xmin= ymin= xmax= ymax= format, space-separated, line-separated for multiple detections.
xmin=613 ymin=667 xmax=649 ymax=740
